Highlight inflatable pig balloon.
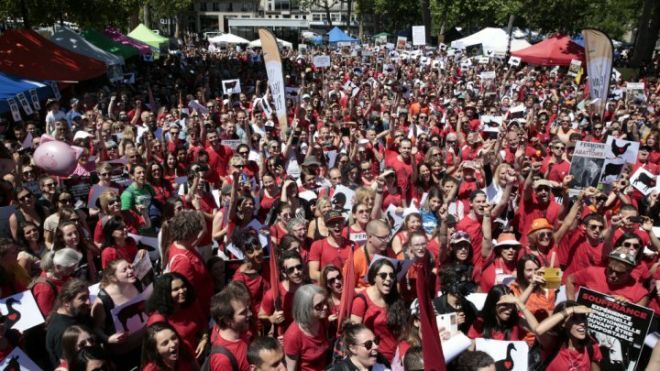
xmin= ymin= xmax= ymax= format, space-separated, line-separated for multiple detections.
xmin=33 ymin=135 xmax=83 ymax=176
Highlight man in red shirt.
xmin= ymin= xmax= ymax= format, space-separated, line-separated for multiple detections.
xmin=386 ymin=138 xmax=414 ymax=196
xmin=519 ymin=173 xmax=563 ymax=245
xmin=308 ymin=210 xmax=355 ymax=282
xmin=247 ymin=336 xmax=286 ymax=371
xmin=206 ymin=130 xmax=234 ymax=179
xmin=544 ymin=140 xmax=571 ymax=182
xmin=209 ymin=284 xmax=252 ymax=371
xmin=259 ymin=250 xmax=304 ymax=331
xmin=566 ymin=247 xmax=649 ymax=305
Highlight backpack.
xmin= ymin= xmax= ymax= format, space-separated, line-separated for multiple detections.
xmin=201 ymin=344 xmax=238 ymax=371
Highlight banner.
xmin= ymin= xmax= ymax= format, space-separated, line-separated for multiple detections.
xmin=222 ymin=79 xmax=241 ymax=95
xmin=569 ymin=141 xmax=606 ymax=193
xmin=29 ymin=89 xmax=41 ymax=110
xmin=475 ymin=339 xmax=528 ymax=371
xmin=412 ymin=26 xmax=426 ymax=46
xmin=396 ymin=36 xmax=407 ymax=49
xmin=0 ymin=290 xmax=45 ymax=332
xmin=582 ymin=29 xmax=613 ymax=119
xmin=16 ymin=93 xmax=33 ymax=115
xmin=6 ymin=97 xmax=22 ymax=122
xmin=259 ymin=29 xmax=288 ymax=133
xmin=577 ymin=288 xmax=654 ymax=371
xmin=312 ymin=55 xmax=331 ymax=68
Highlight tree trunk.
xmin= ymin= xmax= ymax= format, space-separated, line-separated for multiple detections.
xmin=174 ymin=13 xmax=182 ymax=39
xmin=420 ymin=0 xmax=431 ymax=44
xmin=346 ymin=0 xmax=352 ymax=33
xmin=630 ymin=0 xmax=659 ymax=67
xmin=143 ymin=3 xmax=151 ymax=27
xmin=325 ymin=2 xmax=333 ymax=28
xmin=20 ymin=0 xmax=30 ymax=27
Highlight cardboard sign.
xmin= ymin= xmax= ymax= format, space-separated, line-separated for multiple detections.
xmin=396 ymin=36 xmax=407 ymax=50
xmin=133 ymin=251 xmax=155 ymax=288
xmin=412 ymin=25 xmax=426 ymax=46
xmin=569 ymin=141 xmax=607 ymax=192
xmin=222 ymin=79 xmax=241 ymax=95
xmin=577 ymin=288 xmax=654 ymax=371
xmin=221 ymin=139 xmax=242 ymax=150
xmin=630 ymin=167 xmax=658 ymax=196
xmin=16 ymin=92 xmax=33 ymax=115
xmin=480 ymin=71 xmax=496 ymax=80
xmin=298 ymin=43 xmax=307 ymax=53
xmin=0 ymin=290 xmax=45 ymax=332
xmin=475 ymin=339 xmax=529 ymax=371
xmin=508 ymin=56 xmax=521 ymax=66
xmin=465 ymin=43 xmax=484 ymax=57
xmin=0 ymin=347 xmax=43 ymax=371
xmin=312 ymin=55 xmax=331 ymax=68
xmin=110 ymin=292 xmax=149 ymax=335
xmin=626 ymin=82 xmax=646 ymax=103
xmin=7 ymin=97 xmax=21 ymax=122
xmin=605 ymin=136 xmax=639 ymax=164
xmin=568 ymin=59 xmax=582 ymax=77
xmin=333 ymin=184 xmax=355 ymax=217
xmin=478 ymin=56 xmax=490 ymax=64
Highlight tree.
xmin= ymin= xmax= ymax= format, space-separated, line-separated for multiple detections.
xmin=630 ymin=0 xmax=660 ymax=67
xmin=148 ymin=0 xmax=192 ymax=38
xmin=301 ymin=0 xmax=339 ymax=28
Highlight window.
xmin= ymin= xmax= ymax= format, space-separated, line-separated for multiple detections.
xmin=274 ymin=0 xmax=289 ymax=11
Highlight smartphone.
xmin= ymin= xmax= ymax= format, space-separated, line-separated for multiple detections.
xmin=340 ymin=127 xmax=350 ymax=137
xmin=628 ymin=216 xmax=643 ymax=223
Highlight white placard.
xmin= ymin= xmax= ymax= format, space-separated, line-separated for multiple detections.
xmin=333 ymin=184 xmax=356 ymax=216
xmin=16 ymin=93 xmax=33 ymax=115
xmin=220 ymin=139 xmax=242 ymax=150
xmin=478 ymin=56 xmax=490 ymax=64
xmin=630 ymin=167 xmax=658 ymax=196
xmin=110 ymin=291 xmax=149 ymax=335
xmin=7 ymin=97 xmax=21 ymax=122
xmin=29 ymin=89 xmax=41 ymax=110
xmin=412 ymin=26 xmax=426 ymax=46
xmin=48 ymin=81 xmax=61 ymax=100
xmin=508 ymin=56 xmax=521 ymax=66
xmin=222 ymin=79 xmax=241 ymax=95
xmin=480 ymin=71 xmax=496 ymax=80
xmin=475 ymin=339 xmax=528 ymax=371
xmin=0 ymin=290 xmax=45 ymax=332
xmin=466 ymin=293 xmax=488 ymax=311
xmin=568 ymin=59 xmax=582 ymax=77
xmin=298 ymin=43 xmax=307 ymax=53
xmin=0 ymin=347 xmax=42 ymax=371
xmin=436 ymin=313 xmax=458 ymax=335
xmin=605 ymin=136 xmax=639 ymax=164
xmin=442 ymin=332 xmax=473 ymax=363
xmin=89 ymin=282 xmax=101 ymax=304
xmin=312 ymin=55 xmax=331 ymax=68
xmin=396 ymin=36 xmax=407 ymax=49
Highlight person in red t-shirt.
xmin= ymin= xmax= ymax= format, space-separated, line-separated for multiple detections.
xmin=543 ymin=140 xmax=571 ymax=182
xmin=518 ymin=175 xmax=563 ymax=246
xmin=205 ymin=131 xmax=234 ymax=180
xmin=259 ymin=250 xmax=304 ymax=334
xmin=309 ymin=210 xmax=355 ymax=282
xmin=567 ymin=247 xmax=650 ymax=305
xmin=247 ymin=336 xmax=287 ymax=371
xmin=33 ymin=247 xmax=82 ymax=317
xmin=283 ymin=284 xmax=330 ymax=371
xmin=232 ymin=230 xmax=270 ymax=335
xmin=209 ymin=284 xmax=253 ymax=371
xmin=99 ymin=216 xmax=146 ymax=269
xmin=478 ymin=233 xmax=519 ymax=293
xmin=141 ymin=322 xmax=199 ymax=371
xmin=534 ymin=301 xmax=601 ymax=371
xmin=386 ymin=138 xmax=414 ymax=199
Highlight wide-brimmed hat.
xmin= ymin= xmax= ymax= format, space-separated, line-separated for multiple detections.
xmin=608 ymin=247 xmax=636 ymax=266
xmin=302 ymin=156 xmax=321 ymax=167
xmin=494 ymin=233 xmax=521 ymax=248
xmin=533 ymin=179 xmax=559 ymax=189
xmin=528 ymin=218 xmax=553 ymax=234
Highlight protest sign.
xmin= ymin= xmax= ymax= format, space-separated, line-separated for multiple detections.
xmin=384 ymin=204 xmax=404 ymax=233
xmin=49 ymin=81 xmax=61 ymax=100
xmin=443 ymin=333 xmax=473 ymax=363
xmin=577 ymin=288 xmax=654 ymax=371
xmin=312 ymin=55 xmax=331 ymax=68
xmin=133 ymin=252 xmax=155 ymax=289
xmin=0 ymin=347 xmax=42 ymax=371
xmin=0 ymin=290 xmax=45 ymax=332
xmin=87 ymin=185 xmax=118 ymax=209
xmin=298 ymin=43 xmax=307 ymax=53
xmin=465 ymin=43 xmax=484 ymax=57
xmin=16 ymin=92 xmax=34 ymax=115
xmin=478 ymin=56 xmax=490 ymax=64
xmin=480 ymin=71 xmax=496 ymax=80
xmin=412 ymin=26 xmax=426 ymax=46
xmin=568 ymin=59 xmax=582 ymax=77
xmin=220 ymin=139 xmax=242 ymax=150
xmin=29 ymin=89 xmax=41 ymax=110
xmin=569 ymin=141 xmax=606 ymax=192
xmin=222 ymin=79 xmax=241 ymax=95
xmin=7 ymin=97 xmax=21 ymax=122
xmin=508 ymin=56 xmax=521 ymax=66
xmin=110 ymin=292 xmax=149 ymax=335
xmin=89 ymin=282 xmax=100 ymax=303
xmin=626 ymin=82 xmax=646 ymax=104
xmin=475 ymin=339 xmax=528 ymax=371
xmin=370 ymin=254 xmax=412 ymax=282
xmin=333 ymin=184 xmax=355 ymax=216
xmin=396 ymin=36 xmax=407 ymax=50
xmin=129 ymin=233 xmax=160 ymax=261
xmin=630 ymin=167 xmax=658 ymax=196
xmin=605 ymin=136 xmax=639 ymax=164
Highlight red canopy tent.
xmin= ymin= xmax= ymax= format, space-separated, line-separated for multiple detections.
xmin=511 ymin=34 xmax=585 ymax=66
xmin=0 ymin=29 xmax=107 ymax=82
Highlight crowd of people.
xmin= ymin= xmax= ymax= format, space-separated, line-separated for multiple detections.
xmin=0 ymin=33 xmax=659 ymax=371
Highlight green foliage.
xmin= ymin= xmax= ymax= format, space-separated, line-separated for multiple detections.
xmin=0 ymin=0 xmax=143 ymax=28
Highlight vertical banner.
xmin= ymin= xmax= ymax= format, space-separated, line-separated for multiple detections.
xmin=48 ymin=81 xmax=61 ymax=100
xmin=16 ymin=93 xmax=34 ymax=115
xmin=6 ymin=97 xmax=22 ymax=122
xmin=582 ymin=29 xmax=613 ymax=119
xmin=577 ymin=288 xmax=654 ymax=371
xmin=259 ymin=29 xmax=287 ymax=134
xmin=29 ymin=89 xmax=41 ymax=110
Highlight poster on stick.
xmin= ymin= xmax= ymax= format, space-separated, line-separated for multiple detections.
xmin=110 ymin=292 xmax=149 ymax=335
xmin=630 ymin=167 xmax=658 ymax=196
xmin=312 ymin=55 xmax=331 ymax=68
xmin=0 ymin=290 xmax=45 ymax=332
xmin=568 ymin=59 xmax=582 ymax=77
xmin=412 ymin=26 xmax=426 ymax=46
xmin=222 ymin=79 xmax=241 ymax=95
xmin=475 ymin=339 xmax=528 ymax=371
xmin=569 ymin=141 xmax=606 ymax=193
xmin=577 ymin=288 xmax=654 ymax=371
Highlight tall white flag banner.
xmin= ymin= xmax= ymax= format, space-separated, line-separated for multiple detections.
xmin=582 ymin=29 xmax=613 ymax=119
xmin=259 ymin=29 xmax=288 ymax=134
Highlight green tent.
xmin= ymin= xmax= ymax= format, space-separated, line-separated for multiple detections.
xmin=127 ymin=24 xmax=169 ymax=50
xmin=82 ymin=29 xmax=139 ymax=59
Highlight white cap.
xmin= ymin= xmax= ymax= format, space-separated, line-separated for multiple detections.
xmin=73 ymin=131 xmax=93 ymax=141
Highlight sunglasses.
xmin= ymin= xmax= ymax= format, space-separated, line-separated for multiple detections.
xmin=327 ymin=276 xmax=342 ymax=285
xmin=588 ymin=224 xmax=604 ymax=231
xmin=107 ymin=199 xmax=120 ymax=206
xmin=18 ymin=194 xmax=32 ymax=201
xmin=99 ymin=172 xmax=110 ymax=177
xmin=43 ymin=182 xmax=56 ymax=187
xmin=313 ymin=302 xmax=328 ymax=311
xmin=238 ymin=151 xmax=249 ymax=155
xmin=501 ymin=245 xmax=520 ymax=251
xmin=59 ymin=198 xmax=72 ymax=203
xmin=377 ymin=272 xmax=395 ymax=280
xmin=246 ymin=245 xmax=263 ymax=254
xmin=359 ymin=337 xmax=380 ymax=351
xmin=537 ymin=232 xmax=552 ymax=239
xmin=285 ymin=264 xmax=303 ymax=275
xmin=622 ymin=242 xmax=640 ymax=249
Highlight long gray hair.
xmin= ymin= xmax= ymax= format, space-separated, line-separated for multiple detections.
xmin=292 ymin=284 xmax=327 ymax=330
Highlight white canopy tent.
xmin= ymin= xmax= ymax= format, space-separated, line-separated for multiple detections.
xmin=208 ymin=33 xmax=250 ymax=44
xmin=450 ymin=27 xmax=531 ymax=56
xmin=50 ymin=27 xmax=124 ymax=66
xmin=247 ymin=38 xmax=292 ymax=49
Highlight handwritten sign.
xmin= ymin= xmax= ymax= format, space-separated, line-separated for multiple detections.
xmin=312 ymin=55 xmax=331 ymax=68
xmin=412 ymin=26 xmax=426 ymax=46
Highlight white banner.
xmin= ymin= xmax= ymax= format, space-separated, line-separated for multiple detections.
xmin=6 ymin=97 xmax=21 ymax=121
xmin=222 ymin=79 xmax=241 ymax=95
xmin=16 ymin=92 xmax=33 ymax=115
xmin=260 ymin=29 xmax=288 ymax=131
xmin=412 ymin=26 xmax=426 ymax=46
xmin=582 ymin=29 xmax=613 ymax=118
xmin=29 ymin=89 xmax=41 ymax=110
xmin=312 ymin=55 xmax=331 ymax=68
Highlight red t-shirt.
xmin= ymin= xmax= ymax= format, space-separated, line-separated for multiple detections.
xmin=260 ymin=282 xmax=296 ymax=330
xmin=518 ymin=194 xmax=561 ymax=246
xmin=455 ymin=215 xmax=488 ymax=267
xmin=571 ymin=266 xmax=649 ymax=303
xmin=167 ymin=245 xmax=214 ymax=322
xmin=309 ymin=238 xmax=355 ymax=274
xmin=559 ymin=228 xmax=606 ymax=280
xmin=547 ymin=160 xmax=571 ymax=182
xmin=147 ymin=304 xmax=204 ymax=357
xmin=351 ymin=293 xmax=397 ymax=362
xmin=283 ymin=321 xmax=329 ymax=371
xmin=93 ymin=211 xmax=143 ymax=245
xmin=232 ymin=269 xmax=270 ymax=325
xmin=543 ymin=341 xmax=602 ymax=371
xmin=467 ymin=317 xmax=525 ymax=341
xmin=206 ymin=144 xmax=234 ymax=178
xmin=210 ymin=332 xmax=250 ymax=371
xmin=478 ymin=258 xmax=517 ymax=293
xmin=32 ymin=274 xmax=68 ymax=317
xmin=101 ymin=238 xmax=139 ymax=269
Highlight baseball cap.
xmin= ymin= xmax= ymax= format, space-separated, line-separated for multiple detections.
xmin=533 ymin=179 xmax=559 ymax=189
xmin=324 ymin=210 xmax=345 ymax=224
xmin=450 ymin=231 xmax=470 ymax=245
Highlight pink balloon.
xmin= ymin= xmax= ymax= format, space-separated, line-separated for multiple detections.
xmin=33 ymin=138 xmax=79 ymax=176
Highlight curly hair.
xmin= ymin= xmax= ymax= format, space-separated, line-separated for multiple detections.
xmin=169 ymin=210 xmax=205 ymax=243
xmin=146 ymin=272 xmax=196 ymax=316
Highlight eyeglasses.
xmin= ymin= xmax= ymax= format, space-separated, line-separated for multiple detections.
xmin=18 ymin=194 xmax=32 ymax=201
xmin=501 ymin=245 xmax=520 ymax=251
xmin=537 ymin=232 xmax=552 ymax=239
xmin=107 ymin=199 xmax=120 ymax=206
xmin=359 ymin=337 xmax=380 ymax=351
xmin=238 ymin=151 xmax=249 ymax=155
xmin=371 ymin=233 xmax=389 ymax=241
xmin=377 ymin=272 xmax=395 ymax=280
xmin=622 ymin=242 xmax=640 ymax=249
xmin=285 ymin=264 xmax=303 ymax=274
xmin=246 ymin=245 xmax=263 ymax=254
xmin=588 ymin=224 xmax=604 ymax=231
xmin=356 ymin=209 xmax=369 ymax=214
xmin=43 ymin=182 xmax=56 ymax=188
xmin=234 ymin=164 xmax=245 ymax=169
xmin=313 ymin=302 xmax=328 ymax=311
xmin=553 ymin=146 xmax=565 ymax=150
xmin=99 ymin=172 xmax=110 ymax=177
xmin=59 ymin=198 xmax=72 ymax=204
xmin=327 ymin=276 xmax=342 ymax=285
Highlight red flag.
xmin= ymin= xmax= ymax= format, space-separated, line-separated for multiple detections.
xmin=336 ymin=245 xmax=356 ymax=335
xmin=415 ymin=254 xmax=446 ymax=370
xmin=269 ymin=245 xmax=281 ymax=335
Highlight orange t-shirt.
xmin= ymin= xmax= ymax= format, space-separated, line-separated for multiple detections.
xmin=509 ymin=281 xmax=556 ymax=346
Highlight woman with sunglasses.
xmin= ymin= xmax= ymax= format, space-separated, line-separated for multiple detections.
xmin=307 ymin=196 xmax=331 ymax=241
xmin=232 ymin=229 xmax=269 ymax=334
xmin=478 ymin=233 xmax=520 ymax=293
xmin=534 ymin=301 xmax=599 ymax=371
xmin=330 ymin=322 xmax=385 ymax=371
xmin=391 ymin=212 xmax=423 ymax=260
xmin=467 ymin=284 xmax=540 ymax=343
xmin=260 ymin=250 xmax=305 ymax=333
xmin=100 ymin=215 xmax=147 ymax=269
xmin=147 ymin=162 xmax=173 ymax=208
xmin=344 ymin=202 xmax=372 ymax=247
xmin=351 ymin=259 xmax=407 ymax=364
xmin=43 ymin=192 xmax=87 ymax=248
xmin=162 ymin=153 xmax=181 ymax=188
xmin=320 ymin=265 xmax=343 ymax=331
xmin=523 ymin=218 xmax=564 ymax=267
xmin=268 ymin=201 xmax=293 ymax=247
xmin=9 ymin=187 xmax=46 ymax=246
xmin=283 ymin=284 xmax=330 ymax=371
xmin=93 ymin=190 xmax=147 ymax=250
xmin=258 ymin=172 xmax=281 ymax=222
xmin=141 ymin=322 xmax=199 ymax=371
xmin=55 ymin=325 xmax=96 ymax=371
